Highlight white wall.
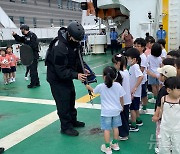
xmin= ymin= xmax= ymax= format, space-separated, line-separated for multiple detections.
xmin=120 ymin=0 xmax=157 ymax=39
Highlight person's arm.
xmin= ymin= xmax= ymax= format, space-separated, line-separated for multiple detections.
xmin=53 ymin=44 xmax=86 ymax=81
xmin=120 ymin=97 xmax=124 ymax=111
xmin=152 ymin=107 xmax=161 ymax=122
xmin=86 ymin=84 xmax=93 ymax=93
xmin=146 ymin=70 xmax=158 ymax=78
xmin=121 ymin=33 xmax=125 ymax=41
xmin=131 ymin=75 xmax=143 ymax=95
xmin=12 ymin=32 xmax=25 ymax=43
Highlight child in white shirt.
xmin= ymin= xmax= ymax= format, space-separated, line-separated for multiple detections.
xmin=112 ymin=53 xmax=131 ymax=140
xmin=147 ymin=43 xmax=162 ymax=103
xmin=125 ymin=48 xmax=143 ymax=132
xmin=86 ymin=66 xmax=125 ymax=154
xmin=157 ymin=39 xmax=167 ymax=60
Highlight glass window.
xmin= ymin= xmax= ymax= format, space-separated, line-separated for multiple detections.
xmin=57 ymin=0 xmax=63 ymax=9
xmin=60 ymin=19 xmax=64 ymax=26
xmin=21 ymin=0 xmax=27 ymax=3
xmin=9 ymin=16 xmax=14 ymax=22
xmin=33 ymin=17 xmax=37 ymax=28
xmin=19 ymin=17 xmax=25 ymax=25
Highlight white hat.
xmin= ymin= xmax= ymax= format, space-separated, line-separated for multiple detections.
xmin=157 ymin=65 xmax=177 ymax=78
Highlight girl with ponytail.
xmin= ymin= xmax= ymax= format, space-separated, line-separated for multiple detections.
xmin=112 ymin=53 xmax=131 ymax=140
xmin=86 ymin=66 xmax=125 ymax=154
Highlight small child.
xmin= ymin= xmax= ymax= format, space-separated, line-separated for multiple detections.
xmin=144 ymin=36 xmax=155 ymax=56
xmin=112 ymin=53 xmax=131 ymax=140
xmin=6 ymin=46 xmax=18 ymax=83
xmin=86 ymin=66 xmax=125 ymax=154
xmin=152 ymin=65 xmax=177 ymax=154
xmin=134 ymin=38 xmax=148 ymax=113
xmin=0 ymin=49 xmax=11 ymax=84
xmin=125 ymin=48 xmax=143 ymax=131
xmin=158 ymin=77 xmax=180 ymax=154
xmin=157 ymin=39 xmax=167 ymax=60
xmin=147 ymin=43 xmax=162 ymax=104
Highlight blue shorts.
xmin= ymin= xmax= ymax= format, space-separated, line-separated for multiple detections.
xmin=101 ymin=115 xmax=122 ymax=130
xmin=148 ymin=76 xmax=159 ymax=85
xmin=130 ymin=97 xmax=141 ymax=111
xmin=141 ymin=82 xmax=147 ymax=98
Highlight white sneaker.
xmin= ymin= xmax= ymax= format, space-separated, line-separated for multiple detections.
xmin=110 ymin=142 xmax=120 ymax=151
xmin=101 ymin=144 xmax=112 ymax=154
xmin=149 ymin=98 xmax=156 ymax=104
xmin=25 ymin=77 xmax=29 ymax=81
xmin=139 ymin=109 xmax=147 ymax=114
xmin=4 ymin=82 xmax=8 ymax=85
xmin=155 ymin=147 xmax=159 ymax=154
xmin=118 ymin=136 xmax=128 ymax=141
xmin=9 ymin=78 xmax=13 ymax=83
xmin=13 ymin=78 xmax=15 ymax=82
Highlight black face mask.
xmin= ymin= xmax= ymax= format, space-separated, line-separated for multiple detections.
xmin=160 ymin=27 xmax=163 ymax=30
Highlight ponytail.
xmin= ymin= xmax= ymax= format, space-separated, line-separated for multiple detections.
xmin=105 ymin=73 xmax=113 ymax=88
xmin=115 ymin=71 xmax=123 ymax=85
xmin=103 ymin=66 xmax=116 ymax=88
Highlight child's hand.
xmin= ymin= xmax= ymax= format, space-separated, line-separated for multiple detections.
xmin=152 ymin=115 xmax=159 ymax=122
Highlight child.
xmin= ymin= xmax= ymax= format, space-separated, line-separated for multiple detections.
xmin=157 ymin=39 xmax=167 ymax=60
xmin=152 ymin=65 xmax=177 ymax=154
xmin=86 ymin=66 xmax=125 ymax=154
xmin=144 ymin=36 xmax=155 ymax=56
xmin=112 ymin=53 xmax=131 ymax=140
xmin=158 ymin=77 xmax=180 ymax=154
xmin=0 ymin=49 xmax=11 ymax=84
xmin=147 ymin=43 xmax=162 ymax=104
xmin=125 ymin=48 xmax=143 ymax=131
xmin=6 ymin=46 xmax=18 ymax=83
xmin=167 ymin=50 xmax=180 ymax=59
xmin=134 ymin=38 xmax=148 ymax=113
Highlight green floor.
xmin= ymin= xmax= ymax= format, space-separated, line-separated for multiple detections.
xmin=0 ymin=53 xmax=156 ymax=154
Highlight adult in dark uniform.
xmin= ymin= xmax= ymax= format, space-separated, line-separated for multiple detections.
xmin=45 ymin=21 xmax=87 ymax=136
xmin=12 ymin=24 xmax=40 ymax=88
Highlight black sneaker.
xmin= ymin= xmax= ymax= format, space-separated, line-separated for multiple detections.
xmin=27 ymin=84 xmax=37 ymax=88
xmin=0 ymin=147 xmax=4 ymax=154
xmin=129 ymin=125 xmax=139 ymax=132
xmin=61 ymin=129 xmax=79 ymax=136
xmin=136 ymin=120 xmax=143 ymax=126
xmin=73 ymin=121 xmax=85 ymax=127
xmin=36 ymin=82 xmax=40 ymax=87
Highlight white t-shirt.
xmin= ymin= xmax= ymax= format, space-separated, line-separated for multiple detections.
xmin=120 ymin=70 xmax=132 ymax=105
xmin=93 ymin=82 xmax=126 ymax=117
xmin=129 ymin=64 xmax=143 ymax=97
xmin=147 ymin=55 xmax=162 ymax=76
xmin=161 ymin=48 xmax=167 ymax=59
xmin=140 ymin=53 xmax=148 ymax=84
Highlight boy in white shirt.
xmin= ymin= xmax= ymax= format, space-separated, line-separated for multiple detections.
xmin=125 ymin=48 xmax=143 ymax=132
xmin=134 ymin=38 xmax=148 ymax=114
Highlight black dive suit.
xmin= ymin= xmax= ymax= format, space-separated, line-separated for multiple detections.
xmin=45 ymin=29 xmax=84 ymax=131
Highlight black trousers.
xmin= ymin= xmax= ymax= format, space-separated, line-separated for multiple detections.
xmin=29 ymin=59 xmax=40 ymax=85
xmin=49 ymin=82 xmax=77 ymax=131
xmin=118 ymin=104 xmax=130 ymax=137
xmin=25 ymin=66 xmax=30 ymax=77
xmin=111 ymin=40 xmax=118 ymax=55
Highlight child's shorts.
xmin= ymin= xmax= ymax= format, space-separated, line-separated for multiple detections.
xmin=148 ymin=76 xmax=159 ymax=85
xmin=10 ymin=66 xmax=16 ymax=72
xmin=2 ymin=68 xmax=10 ymax=73
xmin=101 ymin=115 xmax=122 ymax=130
xmin=130 ymin=97 xmax=140 ymax=111
xmin=141 ymin=82 xmax=147 ymax=98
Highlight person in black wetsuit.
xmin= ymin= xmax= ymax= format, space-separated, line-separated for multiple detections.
xmin=45 ymin=21 xmax=87 ymax=136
